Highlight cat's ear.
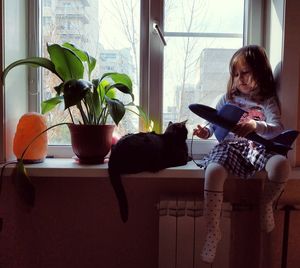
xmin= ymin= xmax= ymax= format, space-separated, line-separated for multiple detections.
xmin=168 ymin=121 xmax=173 ymax=127
xmin=181 ymin=119 xmax=188 ymax=125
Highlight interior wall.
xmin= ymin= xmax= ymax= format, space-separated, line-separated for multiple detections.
xmin=3 ymin=0 xmax=28 ymax=161
xmin=0 ymin=0 xmax=4 ymax=162
xmin=280 ymin=0 xmax=300 ymax=166
xmin=263 ymin=0 xmax=284 ymax=125
xmin=1 ymin=175 xmax=300 ymax=268
xmin=263 ymin=0 xmax=300 ymax=166
xmin=264 ymin=0 xmax=284 ymax=70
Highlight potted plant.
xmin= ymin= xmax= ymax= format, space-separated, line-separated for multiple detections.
xmin=2 ymin=42 xmax=149 ymax=164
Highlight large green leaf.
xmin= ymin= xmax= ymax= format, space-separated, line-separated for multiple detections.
xmin=108 ymin=83 xmax=134 ymax=101
xmin=105 ymin=96 xmax=125 ymax=125
xmin=92 ymin=78 xmax=101 ymax=90
xmin=100 ymin=73 xmax=132 ymax=87
xmin=96 ymin=80 xmax=116 ymax=103
xmin=54 ymin=82 xmax=64 ymax=95
xmin=101 ymin=73 xmax=133 ymax=97
xmin=2 ymin=57 xmax=61 ymax=82
xmin=62 ymin=42 xmax=96 ymax=79
xmin=10 ymin=122 xmax=69 ymax=207
xmin=63 ymin=79 xmax=92 ymax=109
xmin=47 ymin=43 xmax=84 ymax=81
xmin=12 ymin=161 xmax=35 ymax=207
xmin=104 ymin=85 xmax=116 ymax=99
xmin=41 ymin=96 xmax=63 ymax=114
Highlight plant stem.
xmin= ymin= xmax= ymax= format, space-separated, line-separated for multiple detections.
xmin=77 ymin=103 xmax=88 ymax=124
xmin=97 ymin=107 xmax=105 ymax=125
xmin=82 ymin=99 xmax=92 ymax=124
xmin=126 ymin=108 xmax=139 ymax=117
xmin=126 ymin=107 xmax=151 ymax=130
xmin=68 ymin=108 xmax=75 ymax=124
xmin=87 ymin=94 xmax=97 ymax=125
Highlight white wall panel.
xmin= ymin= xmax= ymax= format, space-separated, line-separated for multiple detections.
xmin=4 ymin=0 xmax=27 ymax=160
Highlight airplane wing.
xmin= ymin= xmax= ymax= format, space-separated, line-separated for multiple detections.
xmin=189 ymin=103 xmax=299 ymax=155
xmin=189 ymin=103 xmax=246 ymax=141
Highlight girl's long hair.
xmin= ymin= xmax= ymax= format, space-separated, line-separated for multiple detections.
xmin=226 ymin=45 xmax=277 ymax=103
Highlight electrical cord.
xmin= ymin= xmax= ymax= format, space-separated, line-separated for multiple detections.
xmin=190 ymin=122 xmax=210 ymax=166
xmin=190 ymin=134 xmax=199 ymax=166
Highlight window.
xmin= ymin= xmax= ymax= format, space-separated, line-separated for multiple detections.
xmin=33 ymin=0 xmax=252 ymax=157
xmin=40 ymin=0 xmax=141 ymax=146
xmin=162 ymin=0 xmax=244 ymax=135
xmin=44 ymin=0 xmax=52 ymax=7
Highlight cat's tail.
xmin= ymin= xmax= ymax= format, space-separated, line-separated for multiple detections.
xmin=108 ymin=167 xmax=128 ymax=223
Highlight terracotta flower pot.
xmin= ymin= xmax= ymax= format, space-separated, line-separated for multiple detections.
xmin=68 ymin=124 xmax=115 ymax=164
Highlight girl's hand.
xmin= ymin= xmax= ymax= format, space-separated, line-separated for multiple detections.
xmin=232 ymin=119 xmax=257 ymax=137
xmin=193 ymin=125 xmax=210 ymax=139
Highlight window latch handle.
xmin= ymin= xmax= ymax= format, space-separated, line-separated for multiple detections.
xmin=153 ymin=23 xmax=167 ymax=46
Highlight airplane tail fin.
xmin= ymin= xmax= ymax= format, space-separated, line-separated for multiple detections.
xmin=261 ymin=130 xmax=300 ymax=156
xmin=271 ymin=130 xmax=299 ymax=148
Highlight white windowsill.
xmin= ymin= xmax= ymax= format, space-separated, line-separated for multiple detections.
xmin=2 ymin=158 xmax=300 ymax=179
xmin=2 ymin=158 xmax=205 ymax=178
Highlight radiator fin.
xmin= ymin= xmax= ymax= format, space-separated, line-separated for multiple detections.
xmin=158 ymin=196 xmax=231 ymax=268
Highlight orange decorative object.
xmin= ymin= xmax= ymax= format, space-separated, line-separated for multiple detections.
xmin=13 ymin=112 xmax=48 ymax=163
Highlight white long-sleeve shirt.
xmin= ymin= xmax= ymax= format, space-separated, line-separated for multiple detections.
xmin=207 ymin=94 xmax=284 ymax=140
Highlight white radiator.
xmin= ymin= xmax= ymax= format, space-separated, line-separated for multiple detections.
xmin=158 ymin=196 xmax=231 ymax=268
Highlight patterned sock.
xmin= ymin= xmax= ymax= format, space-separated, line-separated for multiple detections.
xmin=201 ymin=190 xmax=223 ymax=263
xmin=260 ymin=180 xmax=286 ymax=233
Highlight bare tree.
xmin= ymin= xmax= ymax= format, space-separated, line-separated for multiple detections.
xmin=106 ymin=0 xmax=140 ymax=88
xmin=177 ymin=0 xmax=208 ymax=122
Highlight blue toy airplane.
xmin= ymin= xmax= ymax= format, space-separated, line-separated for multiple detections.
xmin=189 ymin=103 xmax=299 ymax=156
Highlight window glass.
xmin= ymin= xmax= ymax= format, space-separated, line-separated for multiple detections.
xmin=44 ymin=0 xmax=52 ymax=7
xmin=41 ymin=0 xmax=244 ymax=145
xmin=163 ymin=0 xmax=244 ymax=137
xmin=41 ymin=0 xmax=140 ymax=145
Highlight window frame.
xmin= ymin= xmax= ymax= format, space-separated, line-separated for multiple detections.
xmin=27 ymin=0 xmax=263 ymax=159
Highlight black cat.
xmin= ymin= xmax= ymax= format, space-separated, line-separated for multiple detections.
xmin=108 ymin=120 xmax=189 ymax=222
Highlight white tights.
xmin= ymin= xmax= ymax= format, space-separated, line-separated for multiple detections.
xmin=265 ymin=154 xmax=291 ymax=183
xmin=201 ymin=163 xmax=227 ymax=263
xmin=205 ymin=155 xmax=290 ymax=192
xmin=201 ymin=155 xmax=290 ymax=263
xmin=204 ymin=162 xmax=227 ymax=191
xmin=261 ymin=155 xmax=290 ymax=232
